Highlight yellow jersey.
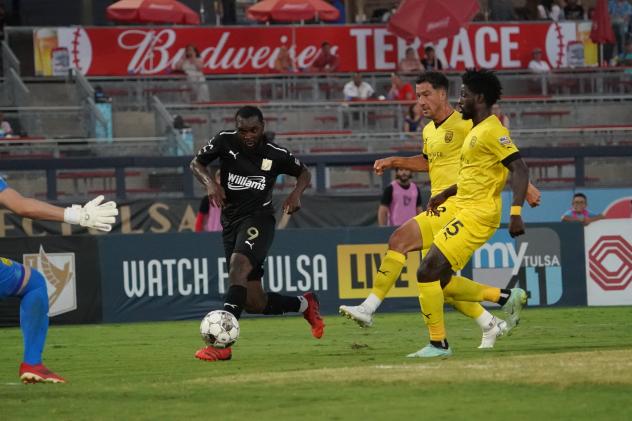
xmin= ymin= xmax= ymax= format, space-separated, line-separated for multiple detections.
xmin=455 ymin=114 xmax=520 ymax=227
xmin=422 ymin=111 xmax=473 ymax=196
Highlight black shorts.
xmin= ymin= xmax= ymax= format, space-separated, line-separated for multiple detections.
xmin=222 ymin=212 xmax=275 ymax=281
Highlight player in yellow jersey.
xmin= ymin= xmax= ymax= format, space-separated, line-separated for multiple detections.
xmin=339 ymin=72 xmax=540 ymax=349
xmin=408 ymin=69 xmax=530 ymax=358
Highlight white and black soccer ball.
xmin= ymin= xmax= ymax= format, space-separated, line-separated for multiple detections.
xmin=200 ymin=310 xmax=240 ymax=349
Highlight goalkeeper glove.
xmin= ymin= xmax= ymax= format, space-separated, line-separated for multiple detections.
xmin=63 ymin=195 xmax=119 ymax=232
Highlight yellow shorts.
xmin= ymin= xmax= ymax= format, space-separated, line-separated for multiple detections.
xmin=413 ymin=197 xmax=458 ymax=251
xmin=433 ymin=208 xmax=497 ymax=271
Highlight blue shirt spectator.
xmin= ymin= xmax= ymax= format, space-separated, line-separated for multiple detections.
xmin=561 ymin=192 xmax=604 ymax=225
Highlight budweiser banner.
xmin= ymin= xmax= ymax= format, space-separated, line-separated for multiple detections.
xmin=32 ymin=22 xmax=597 ymax=76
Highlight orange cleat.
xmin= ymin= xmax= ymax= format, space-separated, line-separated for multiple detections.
xmin=195 ymin=346 xmax=232 ymax=361
xmin=19 ymin=363 xmax=66 ymax=384
xmin=303 ymin=292 xmax=325 ymax=339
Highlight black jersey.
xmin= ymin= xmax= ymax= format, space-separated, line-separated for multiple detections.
xmin=195 ymin=130 xmax=304 ymax=222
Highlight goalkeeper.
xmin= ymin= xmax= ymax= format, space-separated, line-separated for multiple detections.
xmin=0 ymin=176 xmax=118 ymax=383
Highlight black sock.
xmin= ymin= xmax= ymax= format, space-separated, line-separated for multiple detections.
xmin=497 ymin=289 xmax=512 ymax=306
xmin=430 ymin=339 xmax=449 ymax=350
xmin=224 ymin=285 xmax=247 ymax=319
xmin=263 ymin=292 xmax=301 ymax=315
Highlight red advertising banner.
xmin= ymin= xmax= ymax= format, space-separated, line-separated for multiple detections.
xmin=33 ymin=23 xmax=596 ymax=76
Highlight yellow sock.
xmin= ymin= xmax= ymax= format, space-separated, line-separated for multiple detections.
xmin=448 ymin=298 xmax=485 ymax=319
xmin=418 ymin=281 xmax=446 ymax=341
xmin=443 ymin=275 xmax=500 ymax=303
xmin=371 ymin=250 xmax=406 ymax=300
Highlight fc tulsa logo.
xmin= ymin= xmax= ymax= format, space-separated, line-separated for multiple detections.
xmin=23 ymin=246 xmax=77 ymax=317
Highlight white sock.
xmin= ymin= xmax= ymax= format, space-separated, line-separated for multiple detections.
xmin=297 ymin=296 xmax=308 ymax=313
xmin=362 ymin=293 xmax=382 ymax=313
xmin=475 ymin=310 xmax=495 ymax=331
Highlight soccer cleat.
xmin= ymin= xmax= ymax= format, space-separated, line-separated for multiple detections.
xmin=19 ymin=363 xmax=66 ymax=384
xmin=195 ymin=346 xmax=232 ymax=362
xmin=406 ymin=344 xmax=453 ymax=358
xmin=339 ymin=304 xmax=374 ymax=328
xmin=303 ymin=292 xmax=325 ymax=339
xmin=478 ymin=317 xmax=510 ymax=349
xmin=501 ymin=288 xmax=528 ymax=328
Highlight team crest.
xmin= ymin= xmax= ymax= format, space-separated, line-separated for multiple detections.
xmin=469 ymin=136 xmax=477 ymax=147
xmin=261 ymin=159 xmax=272 ymax=171
xmin=23 ymin=246 xmax=77 ymax=317
xmin=444 ymin=131 xmax=453 ymax=143
xmin=499 ymin=136 xmax=512 ymax=146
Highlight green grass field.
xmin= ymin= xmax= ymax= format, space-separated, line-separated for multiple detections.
xmin=2 ymin=307 xmax=632 ymax=420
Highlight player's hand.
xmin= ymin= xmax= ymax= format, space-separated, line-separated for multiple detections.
xmin=207 ymin=182 xmax=226 ymax=208
xmin=526 ymin=183 xmax=541 ymax=208
xmin=374 ymin=157 xmax=395 ymax=175
xmin=426 ymin=192 xmax=447 ymax=216
xmin=508 ymin=215 xmax=525 ymax=238
xmin=64 ymin=195 xmax=119 ymax=232
xmin=282 ymin=192 xmax=301 ymax=214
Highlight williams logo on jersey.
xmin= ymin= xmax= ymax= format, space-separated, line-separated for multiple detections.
xmin=227 ymin=172 xmax=266 ymax=191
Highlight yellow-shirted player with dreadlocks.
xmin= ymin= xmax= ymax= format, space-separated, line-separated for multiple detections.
xmin=339 ymin=71 xmax=540 ymax=350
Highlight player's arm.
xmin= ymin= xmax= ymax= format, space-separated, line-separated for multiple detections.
xmin=190 ymin=136 xmax=225 ymax=207
xmin=427 ymin=184 xmax=457 ymax=216
xmin=374 ymin=155 xmax=428 ymax=175
xmin=378 ymin=185 xmax=393 ymax=226
xmin=504 ymin=154 xmax=529 ymax=238
xmin=377 ymin=205 xmax=389 ymax=226
xmin=526 ymin=182 xmax=541 ymax=207
xmin=282 ymin=165 xmax=310 ymax=214
xmin=0 ymin=188 xmax=117 ymax=231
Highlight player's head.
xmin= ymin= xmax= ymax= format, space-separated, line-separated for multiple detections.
xmin=395 ymin=168 xmax=412 ymax=183
xmin=572 ymin=193 xmax=588 ymax=212
xmin=235 ymin=106 xmax=265 ymax=148
xmin=458 ymin=68 xmax=502 ymax=120
xmin=415 ymin=71 xmax=449 ymax=119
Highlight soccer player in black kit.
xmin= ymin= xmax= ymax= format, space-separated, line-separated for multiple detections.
xmin=190 ymin=105 xmax=324 ymax=361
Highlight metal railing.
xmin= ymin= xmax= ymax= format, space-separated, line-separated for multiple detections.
xmin=152 ymin=95 xmax=192 ymax=156
xmin=2 ymin=40 xmax=20 ymax=77
xmin=74 ymin=71 xmax=108 ymax=138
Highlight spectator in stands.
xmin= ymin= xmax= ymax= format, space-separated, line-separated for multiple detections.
xmin=609 ymin=0 xmax=632 ymax=58
xmin=561 ymin=193 xmax=605 ymax=225
xmin=399 ymin=47 xmax=423 ymax=73
xmin=528 ymin=48 xmax=551 ymax=73
xmin=0 ymin=112 xmax=13 ymax=138
xmin=387 ymin=73 xmax=415 ymax=101
xmin=309 ymin=42 xmax=339 ymax=73
xmin=404 ymin=103 xmax=423 ymax=133
xmin=378 ymin=168 xmax=423 ymax=227
xmin=492 ymin=103 xmax=510 ymax=128
xmin=564 ymin=0 xmax=585 ymax=20
xmin=173 ymin=45 xmax=210 ymax=103
xmin=94 ymin=86 xmax=111 ymax=104
xmin=489 ymin=0 xmax=517 ymax=20
xmin=421 ymin=46 xmax=444 ymax=71
xmin=195 ymin=170 xmax=222 ymax=232
xmin=538 ymin=0 xmax=564 ymax=21
xmin=343 ymin=73 xmax=375 ymax=100
xmin=621 ymin=41 xmax=632 ymax=73
xmin=274 ymin=45 xmax=296 ymax=73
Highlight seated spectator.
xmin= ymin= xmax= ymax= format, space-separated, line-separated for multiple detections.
xmin=94 ymin=86 xmax=111 ymax=103
xmin=404 ymin=103 xmax=423 ymax=132
xmin=387 ymin=72 xmax=415 ymax=101
xmin=561 ymin=192 xmax=604 ymax=226
xmin=610 ymin=0 xmax=632 ymax=58
xmin=399 ymin=47 xmax=423 ymax=73
xmin=421 ymin=46 xmax=444 ymax=71
xmin=378 ymin=168 xmax=423 ymax=227
xmin=309 ymin=42 xmax=339 ymax=73
xmin=173 ymin=44 xmax=210 ymax=102
xmin=274 ymin=45 xmax=296 ymax=73
xmin=528 ymin=48 xmax=551 ymax=73
xmin=0 ymin=112 xmax=13 ymax=138
xmin=538 ymin=0 xmax=563 ymax=21
xmin=492 ymin=103 xmax=510 ymax=128
xmin=564 ymin=0 xmax=585 ymax=20
xmin=343 ymin=73 xmax=375 ymax=100
xmin=195 ymin=170 xmax=222 ymax=232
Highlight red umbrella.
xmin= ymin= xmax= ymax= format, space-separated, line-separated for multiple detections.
xmin=107 ymin=0 xmax=200 ymax=25
xmin=387 ymin=0 xmax=479 ymax=42
xmin=247 ymin=0 xmax=340 ymax=23
xmin=590 ymin=0 xmax=615 ymax=44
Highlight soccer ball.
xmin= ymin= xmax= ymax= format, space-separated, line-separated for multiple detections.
xmin=200 ymin=310 xmax=240 ymax=349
